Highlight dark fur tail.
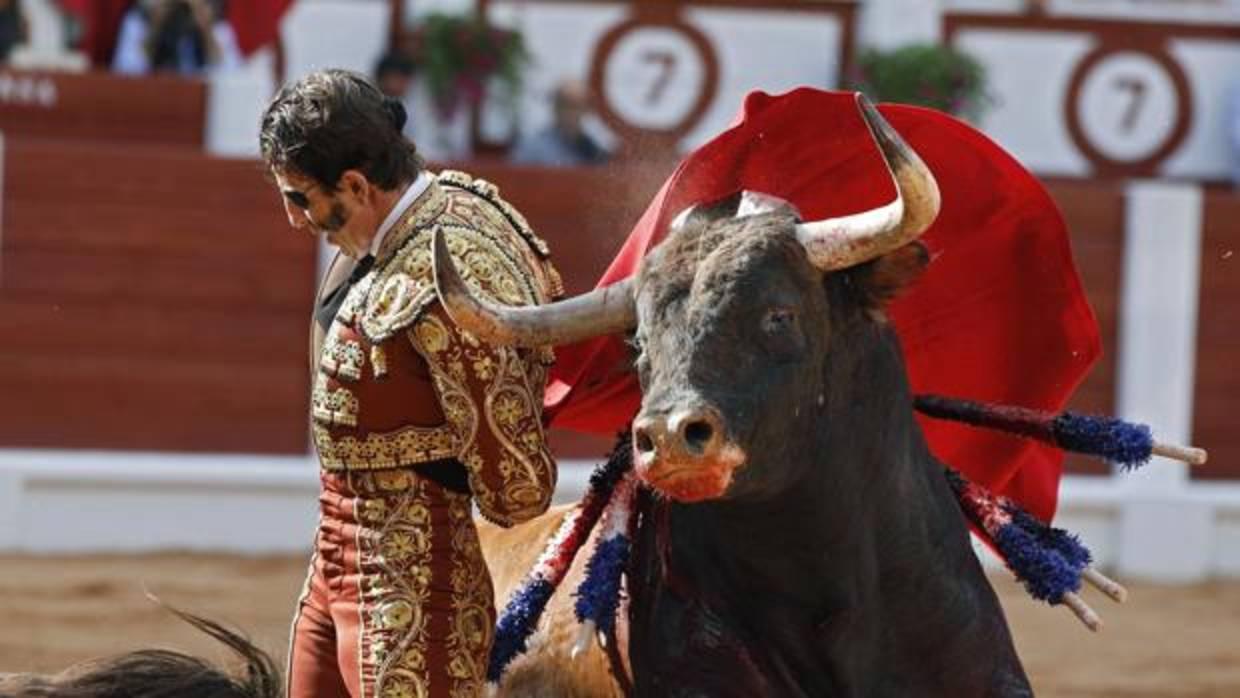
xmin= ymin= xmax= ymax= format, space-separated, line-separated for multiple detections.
xmin=0 ymin=606 xmax=282 ymax=698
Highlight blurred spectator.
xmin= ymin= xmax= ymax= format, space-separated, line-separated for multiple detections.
xmin=511 ymin=78 xmax=609 ymax=166
xmin=374 ymin=50 xmax=415 ymax=100
xmin=373 ymin=50 xmax=418 ymax=141
xmin=0 ymin=0 xmax=28 ymax=65
xmin=112 ymin=0 xmax=240 ymax=76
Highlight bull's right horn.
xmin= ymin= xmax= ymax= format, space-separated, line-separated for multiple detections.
xmin=795 ymin=94 xmax=941 ymax=271
xmin=432 ymin=227 xmax=637 ymax=347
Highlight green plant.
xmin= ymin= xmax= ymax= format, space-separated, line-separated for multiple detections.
xmin=409 ymin=12 xmax=529 ymax=117
xmin=849 ymin=43 xmax=990 ymax=122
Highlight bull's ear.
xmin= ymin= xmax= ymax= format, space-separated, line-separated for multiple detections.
xmin=851 ymin=241 xmax=930 ymax=308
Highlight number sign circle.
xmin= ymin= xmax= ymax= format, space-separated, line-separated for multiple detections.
xmin=1065 ymin=43 xmax=1192 ymax=177
xmin=588 ymin=17 xmax=719 ymax=142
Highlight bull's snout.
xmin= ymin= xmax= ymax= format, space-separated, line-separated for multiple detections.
xmin=633 ymin=405 xmax=724 ymax=466
xmin=632 ymin=403 xmax=743 ymax=502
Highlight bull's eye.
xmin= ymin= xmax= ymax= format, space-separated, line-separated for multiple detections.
xmin=762 ymin=307 xmax=797 ymax=335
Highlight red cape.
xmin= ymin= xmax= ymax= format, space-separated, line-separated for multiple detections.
xmin=544 ymin=88 xmax=1100 ymax=522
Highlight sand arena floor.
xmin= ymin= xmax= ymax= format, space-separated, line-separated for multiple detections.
xmin=0 ymin=553 xmax=1237 ymax=696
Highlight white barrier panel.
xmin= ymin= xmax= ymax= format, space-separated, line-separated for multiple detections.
xmin=948 ymin=14 xmax=1240 ymax=181
xmin=281 ymin=0 xmax=391 ymax=84
xmin=206 ymin=68 xmax=276 ymax=158
xmin=5 ymin=448 xmax=1240 ymax=581
xmin=1046 ymin=0 xmax=1240 ymax=25
xmin=0 ymin=450 xmax=595 ymax=554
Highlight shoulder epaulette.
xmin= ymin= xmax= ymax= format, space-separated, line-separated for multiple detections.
xmin=437 ymin=169 xmax=553 ymax=259
xmin=357 ymin=223 xmax=545 ymax=344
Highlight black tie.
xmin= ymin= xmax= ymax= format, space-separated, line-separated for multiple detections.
xmin=315 ymin=254 xmax=375 ymax=331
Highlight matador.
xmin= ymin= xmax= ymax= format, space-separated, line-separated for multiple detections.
xmin=260 ymin=69 xmax=561 ymax=698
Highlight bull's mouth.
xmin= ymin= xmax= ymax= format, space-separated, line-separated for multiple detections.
xmin=637 ymin=446 xmax=746 ymax=503
xmin=642 ymin=464 xmax=733 ymax=502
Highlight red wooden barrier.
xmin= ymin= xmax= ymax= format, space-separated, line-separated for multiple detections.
xmin=0 ymin=70 xmax=205 ymax=147
xmin=0 ymin=139 xmax=312 ymax=454
xmin=1195 ymin=190 xmax=1239 ymax=481
xmin=0 ymin=142 xmax=1230 ymax=477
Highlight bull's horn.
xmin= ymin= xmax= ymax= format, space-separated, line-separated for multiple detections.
xmin=795 ymin=94 xmax=941 ymax=271
xmin=432 ymin=227 xmax=637 ymax=347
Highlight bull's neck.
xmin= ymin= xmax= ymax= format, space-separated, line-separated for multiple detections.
xmin=628 ymin=322 xmax=1030 ymax=696
xmin=634 ymin=323 xmax=934 ymax=667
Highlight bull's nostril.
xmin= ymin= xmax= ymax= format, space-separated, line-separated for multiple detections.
xmin=634 ymin=429 xmax=655 ymax=454
xmin=683 ymin=421 xmax=714 ymax=453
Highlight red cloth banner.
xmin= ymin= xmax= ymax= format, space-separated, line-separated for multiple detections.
xmin=227 ymin=0 xmax=295 ymax=56
xmin=58 ymin=0 xmax=131 ymax=67
xmin=59 ymin=0 xmax=294 ymax=65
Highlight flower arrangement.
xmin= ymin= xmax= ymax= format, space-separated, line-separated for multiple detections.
xmin=407 ymin=12 xmax=529 ymax=117
xmin=848 ymin=43 xmax=990 ymax=122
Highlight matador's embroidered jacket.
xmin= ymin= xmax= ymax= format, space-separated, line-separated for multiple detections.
xmin=311 ymin=169 xmax=562 ymax=524
xmin=291 ymin=171 xmax=562 ymax=698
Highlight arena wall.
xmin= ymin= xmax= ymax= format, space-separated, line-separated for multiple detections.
xmin=0 ymin=133 xmax=1235 ymax=581
xmin=0 ymin=2 xmax=1237 ymax=582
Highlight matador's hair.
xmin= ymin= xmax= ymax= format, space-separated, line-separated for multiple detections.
xmin=259 ymin=68 xmax=423 ymax=192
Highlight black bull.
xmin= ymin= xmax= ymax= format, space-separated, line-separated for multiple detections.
xmin=473 ymin=205 xmax=1033 ymax=697
xmin=623 ymin=205 xmax=1031 ymax=696
xmin=434 ymin=96 xmax=1035 ymax=696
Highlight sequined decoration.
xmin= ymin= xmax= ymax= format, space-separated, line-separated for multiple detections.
xmin=371 ymin=344 xmax=389 ymax=379
xmin=312 ymin=373 xmax=360 ymax=427
xmin=322 ymin=333 xmax=366 ymax=381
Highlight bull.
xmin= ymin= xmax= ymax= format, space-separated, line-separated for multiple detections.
xmin=442 ymin=96 xmax=1035 ymax=696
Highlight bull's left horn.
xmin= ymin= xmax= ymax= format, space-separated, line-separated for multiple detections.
xmin=796 ymin=94 xmax=941 ymax=271
xmin=432 ymin=227 xmax=637 ymax=347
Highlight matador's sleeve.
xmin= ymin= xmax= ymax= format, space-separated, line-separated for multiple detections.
xmin=410 ymin=303 xmax=557 ymax=527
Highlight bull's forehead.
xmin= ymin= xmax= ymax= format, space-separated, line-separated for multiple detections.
xmin=638 ymin=214 xmax=813 ymax=309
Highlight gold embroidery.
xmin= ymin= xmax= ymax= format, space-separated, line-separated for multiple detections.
xmin=413 ymin=317 xmax=450 ymax=355
xmin=376 ymin=599 xmax=416 ymax=630
xmin=410 ymin=311 xmax=555 ymax=527
xmin=360 ymin=223 xmax=543 ymax=344
xmin=338 ymin=274 xmax=374 ymax=326
xmin=356 ymin=171 xmax=563 ymax=348
xmin=321 ymin=331 xmax=365 ymax=381
xmin=445 ymin=491 xmax=492 ymax=695
xmin=438 ymin=169 xmax=552 ymax=259
xmin=312 ymin=423 xmax=459 ymax=471
xmin=311 ymin=373 xmax=360 ymax=427
xmin=353 ymin=473 xmax=436 ymax=698
xmin=371 ymin=345 xmax=389 ymax=378
xmin=375 ymin=180 xmax=450 ymax=262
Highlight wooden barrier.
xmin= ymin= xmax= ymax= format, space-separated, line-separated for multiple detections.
xmin=1045 ymin=179 xmax=1124 ymax=476
xmin=0 ymin=142 xmax=1230 ymax=475
xmin=0 ymin=139 xmax=312 ymax=454
xmin=1195 ymin=189 xmax=1239 ymax=482
xmin=0 ymin=70 xmax=205 ymax=147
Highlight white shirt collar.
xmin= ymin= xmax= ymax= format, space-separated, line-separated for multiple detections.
xmin=370 ymin=171 xmax=433 ymax=257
